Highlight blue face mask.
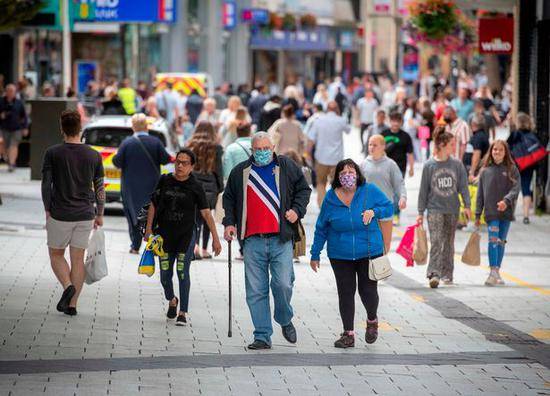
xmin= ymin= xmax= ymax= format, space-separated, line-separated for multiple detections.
xmin=253 ymin=149 xmax=273 ymax=166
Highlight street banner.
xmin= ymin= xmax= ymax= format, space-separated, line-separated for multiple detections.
xmin=478 ymin=18 xmax=514 ymax=54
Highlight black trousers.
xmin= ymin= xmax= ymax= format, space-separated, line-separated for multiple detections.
xmin=330 ymin=257 xmax=379 ymax=331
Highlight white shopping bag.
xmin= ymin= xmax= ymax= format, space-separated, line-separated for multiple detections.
xmin=85 ymin=228 xmax=108 ymax=284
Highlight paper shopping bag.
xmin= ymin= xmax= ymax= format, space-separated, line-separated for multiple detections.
xmin=461 ymin=231 xmax=481 ymax=266
xmin=84 ymin=229 xmax=108 ymax=284
xmin=413 ymin=225 xmax=428 ymax=265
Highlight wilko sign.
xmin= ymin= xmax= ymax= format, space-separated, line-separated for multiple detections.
xmin=478 ymin=18 xmax=514 ymax=54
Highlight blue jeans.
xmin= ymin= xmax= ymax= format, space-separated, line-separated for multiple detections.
xmin=487 ymin=220 xmax=511 ymax=268
xmin=243 ymin=235 xmax=295 ymax=345
xmin=159 ymin=232 xmax=196 ymax=313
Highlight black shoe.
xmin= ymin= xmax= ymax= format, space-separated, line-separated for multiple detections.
xmin=64 ymin=307 xmax=77 ymax=316
xmin=334 ymin=332 xmax=355 ymax=348
xmin=523 ymin=217 xmax=530 ymax=224
xmin=167 ymin=297 xmax=178 ymax=319
xmin=56 ymin=285 xmax=76 ymax=312
xmin=247 ymin=340 xmax=272 ymax=350
xmin=175 ymin=314 xmax=187 ymax=326
xmin=281 ymin=322 xmax=297 ymax=344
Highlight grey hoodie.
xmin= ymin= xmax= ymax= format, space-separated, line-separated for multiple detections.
xmin=476 ymin=164 xmax=520 ymax=222
xmin=360 ymin=155 xmax=406 ymax=202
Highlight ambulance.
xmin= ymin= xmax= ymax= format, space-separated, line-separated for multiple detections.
xmin=82 ymin=115 xmax=177 ymax=203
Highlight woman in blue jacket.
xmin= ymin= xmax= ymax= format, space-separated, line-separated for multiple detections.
xmin=310 ymin=159 xmax=393 ymax=348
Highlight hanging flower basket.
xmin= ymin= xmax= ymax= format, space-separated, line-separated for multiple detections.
xmin=300 ymin=13 xmax=317 ymax=29
xmin=269 ymin=12 xmax=284 ymax=30
xmin=405 ymin=0 xmax=476 ymax=53
xmin=282 ymin=13 xmax=297 ymax=31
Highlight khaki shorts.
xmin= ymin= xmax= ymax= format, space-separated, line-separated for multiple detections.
xmin=315 ymin=163 xmax=336 ymax=187
xmin=46 ymin=217 xmax=94 ymax=250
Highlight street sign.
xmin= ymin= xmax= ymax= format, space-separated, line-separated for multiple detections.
xmin=478 ymin=18 xmax=514 ymax=54
xmin=223 ymin=1 xmax=237 ymax=30
xmin=73 ymin=0 xmax=176 ymax=23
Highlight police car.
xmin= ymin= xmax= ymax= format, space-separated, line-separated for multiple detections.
xmin=82 ymin=115 xmax=177 ymax=203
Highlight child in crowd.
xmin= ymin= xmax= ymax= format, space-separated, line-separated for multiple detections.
xmin=417 ymin=126 xmax=471 ymax=288
xmin=475 ymin=140 xmax=520 ymax=286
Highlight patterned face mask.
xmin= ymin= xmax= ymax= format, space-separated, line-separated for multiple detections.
xmin=253 ymin=149 xmax=273 ymax=166
xmin=339 ymin=173 xmax=357 ymax=189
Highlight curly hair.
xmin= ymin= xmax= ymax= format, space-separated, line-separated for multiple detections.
xmin=186 ymin=121 xmax=218 ymax=173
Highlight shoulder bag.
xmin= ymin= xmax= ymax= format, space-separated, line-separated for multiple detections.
xmin=365 ymin=185 xmax=393 ymax=281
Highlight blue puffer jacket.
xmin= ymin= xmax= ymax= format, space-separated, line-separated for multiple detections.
xmin=310 ymin=183 xmax=393 ymax=261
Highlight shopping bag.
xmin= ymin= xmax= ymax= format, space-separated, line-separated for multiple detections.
xmin=510 ymin=131 xmax=547 ymax=171
xmin=459 ymin=184 xmax=485 ymax=225
xmin=396 ymin=225 xmax=416 ymax=267
xmin=138 ymin=249 xmax=156 ymax=277
xmin=84 ymin=229 xmax=108 ymax=284
xmin=413 ymin=225 xmax=428 ymax=265
xmin=461 ymin=231 xmax=481 ymax=266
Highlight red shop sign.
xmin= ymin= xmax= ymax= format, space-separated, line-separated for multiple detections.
xmin=478 ymin=18 xmax=514 ymax=54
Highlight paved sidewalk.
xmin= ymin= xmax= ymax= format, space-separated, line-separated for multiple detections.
xmin=0 ymin=130 xmax=549 ymax=395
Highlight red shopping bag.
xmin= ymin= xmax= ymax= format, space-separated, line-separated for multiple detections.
xmin=396 ymin=225 xmax=416 ymax=267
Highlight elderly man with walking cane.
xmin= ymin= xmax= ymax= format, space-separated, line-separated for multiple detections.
xmin=222 ymin=132 xmax=311 ymax=350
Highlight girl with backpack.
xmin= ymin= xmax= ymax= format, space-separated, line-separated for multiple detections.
xmin=417 ymin=127 xmax=471 ymax=288
xmin=187 ymin=121 xmax=224 ymax=259
xmin=475 ymin=140 xmax=520 ymax=286
xmin=144 ymin=148 xmax=222 ymax=325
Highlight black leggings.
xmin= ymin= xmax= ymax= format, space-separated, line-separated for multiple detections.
xmin=330 ymin=258 xmax=379 ymax=331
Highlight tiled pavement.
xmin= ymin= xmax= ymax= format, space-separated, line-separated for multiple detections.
xmin=0 ymin=131 xmax=549 ymax=395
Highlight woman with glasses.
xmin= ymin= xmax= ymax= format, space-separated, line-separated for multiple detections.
xmin=144 ymin=148 xmax=222 ymax=326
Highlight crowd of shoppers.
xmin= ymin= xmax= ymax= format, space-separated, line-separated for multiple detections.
xmin=30 ymin=64 xmax=546 ymax=352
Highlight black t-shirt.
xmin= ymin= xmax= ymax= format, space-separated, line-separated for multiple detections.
xmin=463 ymin=129 xmax=490 ymax=172
xmin=42 ymin=143 xmax=104 ymax=221
xmin=481 ymin=98 xmax=494 ymax=111
xmin=381 ymin=129 xmax=413 ymax=175
xmin=151 ymin=174 xmax=208 ymax=253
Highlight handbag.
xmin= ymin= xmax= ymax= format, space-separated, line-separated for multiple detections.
xmin=365 ymin=188 xmax=392 ymax=281
xmin=510 ymin=131 xmax=547 ymax=171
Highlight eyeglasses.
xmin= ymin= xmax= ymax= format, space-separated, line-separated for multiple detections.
xmin=175 ymin=160 xmax=192 ymax=166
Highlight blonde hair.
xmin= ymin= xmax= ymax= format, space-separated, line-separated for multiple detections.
xmin=227 ymin=96 xmax=242 ymax=111
xmin=131 ymin=113 xmax=148 ymax=131
xmin=368 ymin=134 xmax=385 ymax=146
xmin=516 ymin=112 xmax=533 ymax=131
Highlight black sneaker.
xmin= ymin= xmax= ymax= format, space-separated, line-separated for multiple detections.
xmin=175 ymin=314 xmax=187 ymax=326
xmin=64 ymin=307 xmax=77 ymax=316
xmin=281 ymin=322 xmax=297 ymax=344
xmin=247 ymin=340 xmax=271 ymax=350
xmin=167 ymin=297 xmax=178 ymax=319
xmin=334 ymin=333 xmax=355 ymax=348
xmin=56 ymin=285 xmax=76 ymax=312
xmin=365 ymin=319 xmax=378 ymax=344
xmin=523 ymin=217 xmax=530 ymax=224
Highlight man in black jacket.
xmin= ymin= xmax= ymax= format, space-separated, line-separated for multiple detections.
xmin=223 ymin=132 xmax=311 ymax=350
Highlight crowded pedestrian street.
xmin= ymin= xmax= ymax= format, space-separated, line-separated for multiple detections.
xmin=0 ymin=126 xmax=549 ymax=395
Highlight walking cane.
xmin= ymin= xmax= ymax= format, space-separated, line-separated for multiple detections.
xmin=227 ymin=239 xmax=232 ymax=337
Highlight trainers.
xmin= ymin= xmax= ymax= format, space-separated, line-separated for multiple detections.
xmin=495 ymin=270 xmax=505 ymax=285
xmin=523 ymin=217 xmax=530 ymax=224
xmin=247 ymin=340 xmax=271 ymax=350
xmin=429 ymin=276 xmax=440 ymax=289
xmin=175 ymin=314 xmax=187 ymax=326
xmin=334 ymin=332 xmax=355 ymax=348
xmin=56 ymin=285 xmax=76 ymax=312
xmin=167 ymin=297 xmax=178 ymax=319
xmin=365 ymin=319 xmax=378 ymax=344
xmin=485 ymin=274 xmax=497 ymax=286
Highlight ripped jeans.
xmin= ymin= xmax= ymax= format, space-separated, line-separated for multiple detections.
xmin=487 ymin=220 xmax=511 ymax=268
